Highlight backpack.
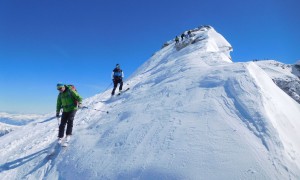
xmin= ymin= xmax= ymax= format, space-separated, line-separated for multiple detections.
xmin=113 ymin=68 xmax=123 ymax=79
xmin=64 ymin=85 xmax=79 ymax=106
xmin=67 ymin=84 xmax=77 ymax=92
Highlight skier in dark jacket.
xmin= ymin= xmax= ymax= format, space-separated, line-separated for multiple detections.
xmin=187 ymin=30 xmax=192 ymax=37
xmin=56 ymin=83 xmax=82 ymax=145
xmin=181 ymin=33 xmax=185 ymax=41
xmin=111 ymin=64 xmax=124 ymax=95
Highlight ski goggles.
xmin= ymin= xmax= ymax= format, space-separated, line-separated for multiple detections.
xmin=57 ymin=86 xmax=64 ymax=90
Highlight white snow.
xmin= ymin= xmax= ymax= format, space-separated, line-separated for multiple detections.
xmin=0 ymin=112 xmax=46 ymax=137
xmin=255 ymin=60 xmax=300 ymax=104
xmin=0 ymin=112 xmax=45 ymax=126
xmin=1 ymin=26 xmax=300 ymax=180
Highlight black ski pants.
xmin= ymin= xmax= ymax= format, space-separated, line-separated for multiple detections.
xmin=58 ymin=110 xmax=77 ymax=138
xmin=112 ymin=78 xmax=123 ymax=95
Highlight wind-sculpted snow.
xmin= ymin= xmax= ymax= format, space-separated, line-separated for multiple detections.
xmin=255 ymin=60 xmax=300 ymax=105
xmin=0 ymin=123 xmax=14 ymax=137
xmin=1 ymin=26 xmax=300 ymax=179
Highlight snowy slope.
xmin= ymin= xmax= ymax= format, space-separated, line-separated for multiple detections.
xmin=255 ymin=60 xmax=300 ymax=104
xmin=1 ymin=26 xmax=300 ymax=180
xmin=0 ymin=112 xmax=44 ymax=126
xmin=0 ymin=122 xmax=16 ymax=137
xmin=0 ymin=112 xmax=45 ymax=137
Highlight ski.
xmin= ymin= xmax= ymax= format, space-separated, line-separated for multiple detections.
xmin=61 ymin=136 xmax=71 ymax=147
xmin=117 ymin=87 xmax=130 ymax=96
xmin=62 ymin=141 xmax=69 ymax=147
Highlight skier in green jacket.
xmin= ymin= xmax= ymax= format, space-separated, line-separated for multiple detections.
xmin=56 ymin=83 xmax=82 ymax=145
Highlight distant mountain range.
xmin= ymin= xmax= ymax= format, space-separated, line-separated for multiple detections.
xmin=0 ymin=112 xmax=45 ymax=137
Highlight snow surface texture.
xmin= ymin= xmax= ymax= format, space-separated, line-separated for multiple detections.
xmin=255 ymin=60 xmax=300 ymax=104
xmin=0 ymin=112 xmax=44 ymax=126
xmin=1 ymin=26 xmax=300 ymax=180
xmin=0 ymin=112 xmax=45 ymax=137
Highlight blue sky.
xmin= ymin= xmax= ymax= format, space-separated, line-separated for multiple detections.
xmin=0 ymin=0 xmax=299 ymax=114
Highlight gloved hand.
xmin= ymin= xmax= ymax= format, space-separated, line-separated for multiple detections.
xmin=56 ymin=112 xmax=60 ymax=118
xmin=78 ymin=103 xmax=82 ymax=109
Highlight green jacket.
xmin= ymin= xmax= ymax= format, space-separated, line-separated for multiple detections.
xmin=56 ymin=87 xmax=82 ymax=113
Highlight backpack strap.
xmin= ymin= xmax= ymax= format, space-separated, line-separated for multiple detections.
xmin=69 ymin=89 xmax=78 ymax=106
xmin=62 ymin=86 xmax=78 ymax=107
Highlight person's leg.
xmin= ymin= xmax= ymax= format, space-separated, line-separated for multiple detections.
xmin=119 ymin=80 xmax=123 ymax=91
xmin=111 ymin=80 xmax=118 ymax=95
xmin=58 ymin=112 xmax=68 ymax=138
xmin=66 ymin=110 xmax=77 ymax=136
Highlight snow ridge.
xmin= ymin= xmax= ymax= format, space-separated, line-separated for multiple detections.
xmin=255 ymin=60 xmax=300 ymax=105
xmin=1 ymin=26 xmax=300 ymax=180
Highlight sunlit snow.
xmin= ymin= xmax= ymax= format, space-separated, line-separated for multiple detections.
xmin=1 ymin=26 xmax=300 ymax=180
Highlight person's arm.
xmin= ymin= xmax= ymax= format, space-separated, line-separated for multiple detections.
xmin=56 ymin=94 xmax=62 ymax=116
xmin=111 ymin=71 xmax=114 ymax=80
xmin=70 ymin=89 xmax=83 ymax=104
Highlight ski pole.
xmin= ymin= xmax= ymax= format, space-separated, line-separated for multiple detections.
xmin=103 ymin=82 xmax=113 ymax=92
xmin=82 ymin=106 xmax=109 ymax=113
xmin=57 ymin=117 xmax=60 ymax=127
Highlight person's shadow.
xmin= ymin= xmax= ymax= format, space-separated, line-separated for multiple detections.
xmin=0 ymin=142 xmax=61 ymax=178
